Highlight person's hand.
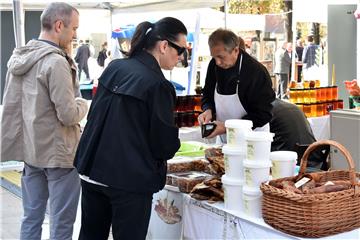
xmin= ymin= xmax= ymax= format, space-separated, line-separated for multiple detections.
xmin=205 ymin=121 xmax=226 ymax=139
xmin=345 ymin=79 xmax=360 ymax=96
xmin=198 ymin=109 xmax=213 ymax=125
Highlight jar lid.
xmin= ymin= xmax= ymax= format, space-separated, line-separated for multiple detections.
xmin=221 ymin=174 xmax=244 ymax=185
xmin=270 ymin=151 xmax=298 ymax=161
xmin=225 ymin=119 xmax=253 ymax=129
xmin=245 ymin=131 xmax=274 ymax=141
xmin=222 ymin=145 xmax=246 ymax=155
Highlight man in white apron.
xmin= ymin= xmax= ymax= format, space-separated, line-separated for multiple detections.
xmin=198 ymin=29 xmax=275 ymax=143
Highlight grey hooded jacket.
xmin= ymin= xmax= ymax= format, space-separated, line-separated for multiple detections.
xmin=1 ymin=40 xmax=88 ymax=168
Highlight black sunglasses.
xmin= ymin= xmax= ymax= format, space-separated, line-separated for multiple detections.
xmin=164 ymin=39 xmax=186 ymax=56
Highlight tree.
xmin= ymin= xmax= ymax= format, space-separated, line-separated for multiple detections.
xmin=226 ymin=0 xmax=293 ymax=41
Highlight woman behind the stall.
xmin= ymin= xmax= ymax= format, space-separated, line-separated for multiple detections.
xmin=74 ymin=17 xmax=187 ymax=240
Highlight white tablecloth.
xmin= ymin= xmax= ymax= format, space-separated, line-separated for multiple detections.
xmin=182 ymin=194 xmax=360 ymax=240
xmin=147 ymin=187 xmax=360 ymax=240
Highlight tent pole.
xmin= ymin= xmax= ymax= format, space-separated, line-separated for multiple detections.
xmin=357 ymin=2 xmax=360 ymax=81
xmin=12 ymin=0 xmax=25 ymax=47
xmin=188 ymin=13 xmax=201 ymax=95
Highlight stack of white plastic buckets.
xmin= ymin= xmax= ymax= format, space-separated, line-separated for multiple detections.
xmin=243 ymin=131 xmax=273 ymax=218
xmin=221 ymin=119 xmax=253 ymax=213
xmin=221 ymin=119 xmax=274 ymax=219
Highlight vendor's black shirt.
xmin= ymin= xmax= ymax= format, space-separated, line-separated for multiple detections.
xmin=202 ymin=50 xmax=275 ymax=129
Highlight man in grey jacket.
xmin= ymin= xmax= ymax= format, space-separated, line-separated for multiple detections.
xmin=1 ymin=3 xmax=88 ymax=239
xmin=274 ymin=42 xmax=292 ymax=99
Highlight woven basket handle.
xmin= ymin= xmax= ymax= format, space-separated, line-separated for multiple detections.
xmin=299 ymin=140 xmax=357 ymax=185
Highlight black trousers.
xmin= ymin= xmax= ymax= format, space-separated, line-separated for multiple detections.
xmin=79 ymin=180 xmax=153 ymax=240
xmin=78 ymin=64 xmax=90 ymax=80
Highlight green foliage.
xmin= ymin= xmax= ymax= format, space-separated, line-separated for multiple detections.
xmin=228 ymin=0 xmax=285 ymax=14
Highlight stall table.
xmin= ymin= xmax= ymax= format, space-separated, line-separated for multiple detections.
xmin=148 ymin=186 xmax=360 ymax=240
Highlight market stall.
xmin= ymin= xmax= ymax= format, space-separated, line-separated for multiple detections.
xmin=146 ymin=113 xmax=360 ymax=240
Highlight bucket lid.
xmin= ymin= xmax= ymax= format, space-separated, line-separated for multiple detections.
xmin=270 ymin=151 xmax=298 ymax=161
xmin=221 ymin=175 xmax=244 ymax=185
xmin=222 ymin=145 xmax=246 ymax=155
xmin=243 ymin=186 xmax=262 ymax=196
xmin=245 ymin=131 xmax=274 ymax=141
xmin=225 ymin=119 xmax=253 ymax=129
xmin=243 ymin=160 xmax=272 ymax=168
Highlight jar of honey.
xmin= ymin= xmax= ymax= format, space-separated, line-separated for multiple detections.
xmin=331 ymin=86 xmax=338 ymax=100
xmin=320 ymin=87 xmax=327 ymax=102
xmin=303 ymin=89 xmax=310 ymax=104
xmin=309 ymin=89 xmax=316 ymax=103
xmin=325 ymin=87 xmax=332 ymax=101
xmin=303 ymin=104 xmax=311 ymax=118
xmin=316 ymin=103 xmax=324 ymax=117
xmin=310 ymin=103 xmax=317 ymax=117
xmin=323 ymin=101 xmax=334 ymax=115
xmin=303 ymin=80 xmax=310 ymax=88
xmin=193 ymin=95 xmax=202 ymax=111
xmin=315 ymin=88 xmax=322 ymax=102
xmin=297 ymin=89 xmax=304 ymax=103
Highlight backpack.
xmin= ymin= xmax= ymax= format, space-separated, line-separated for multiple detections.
xmin=97 ymin=50 xmax=107 ymax=67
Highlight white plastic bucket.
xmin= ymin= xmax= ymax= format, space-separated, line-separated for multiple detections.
xmin=243 ymin=186 xmax=263 ymax=218
xmin=225 ymin=119 xmax=253 ymax=147
xmin=243 ymin=160 xmax=271 ymax=188
xmin=270 ymin=151 xmax=298 ymax=179
xmin=222 ymin=175 xmax=244 ymax=212
xmin=222 ymin=145 xmax=246 ymax=180
xmin=245 ymin=131 xmax=273 ymax=161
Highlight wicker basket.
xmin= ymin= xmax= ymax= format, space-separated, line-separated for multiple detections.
xmin=260 ymin=140 xmax=360 ymax=238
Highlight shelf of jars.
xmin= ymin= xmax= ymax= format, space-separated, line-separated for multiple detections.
xmin=289 ymin=80 xmax=343 ymax=118
xmin=174 ymin=95 xmax=202 ymax=128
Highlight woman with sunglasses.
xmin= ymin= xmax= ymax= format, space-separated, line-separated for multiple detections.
xmin=74 ymin=17 xmax=187 ymax=240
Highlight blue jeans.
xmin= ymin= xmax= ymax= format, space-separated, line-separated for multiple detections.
xmin=20 ymin=163 xmax=80 ymax=240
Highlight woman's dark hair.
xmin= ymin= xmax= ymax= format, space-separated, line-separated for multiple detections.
xmin=126 ymin=17 xmax=187 ymax=57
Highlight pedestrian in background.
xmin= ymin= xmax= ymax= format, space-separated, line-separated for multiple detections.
xmin=75 ymin=39 xmax=91 ymax=81
xmin=302 ymin=35 xmax=319 ymax=80
xmin=295 ymin=39 xmax=304 ymax=82
xmin=74 ymin=17 xmax=186 ymax=240
xmin=274 ymin=42 xmax=292 ymax=99
xmin=97 ymin=41 xmax=108 ymax=68
xmin=1 ymin=2 xmax=88 ymax=240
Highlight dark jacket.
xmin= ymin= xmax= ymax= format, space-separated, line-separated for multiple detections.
xmin=270 ymin=99 xmax=325 ymax=169
xmin=202 ymin=50 xmax=275 ymax=129
xmin=74 ymin=44 xmax=90 ymax=67
xmin=74 ymin=51 xmax=180 ymax=193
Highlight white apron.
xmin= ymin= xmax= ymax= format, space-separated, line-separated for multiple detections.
xmin=214 ymin=54 xmax=269 ymax=143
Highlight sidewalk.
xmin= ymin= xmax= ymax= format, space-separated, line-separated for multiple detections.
xmin=0 ymin=172 xmax=81 ymax=240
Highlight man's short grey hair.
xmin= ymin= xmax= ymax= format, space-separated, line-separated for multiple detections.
xmin=208 ymin=28 xmax=240 ymax=52
xmin=40 ymin=2 xmax=78 ymax=31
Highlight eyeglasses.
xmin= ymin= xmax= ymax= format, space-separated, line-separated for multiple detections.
xmin=164 ymin=39 xmax=186 ymax=56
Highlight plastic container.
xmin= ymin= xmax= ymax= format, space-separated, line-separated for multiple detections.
xmin=245 ymin=131 xmax=274 ymax=161
xmin=222 ymin=175 xmax=244 ymax=212
xmin=225 ymin=119 xmax=253 ymax=147
xmin=243 ymin=160 xmax=271 ymax=188
xmin=222 ymin=145 xmax=246 ymax=180
xmin=270 ymin=151 xmax=298 ymax=179
xmin=243 ymin=186 xmax=263 ymax=218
